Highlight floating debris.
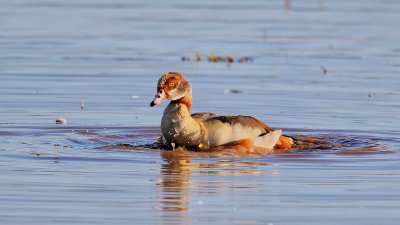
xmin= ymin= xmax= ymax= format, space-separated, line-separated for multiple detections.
xmin=238 ymin=56 xmax=253 ymax=63
xmin=56 ymin=118 xmax=67 ymax=125
xmin=321 ymin=66 xmax=331 ymax=75
xmin=81 ymin=97 xmax=85 ymax=110
xmin=208 ymin=53 xmax=236 ymax=63
xmin=196 ymin=53 xmax=202 ymax=61
xmin=208 ymin=52 xmax=220 ymax=62
xmin=224 ymin=89 xmax=242 ymax=94
xmin=226 ymin=56 xmax=234 ymax=63
xmin=284 ymin=0 xmax=291 ymax=10
xmin=181 ymin=53 xmax=253 ymax=64
xmin=181 ymin=56 xmax=190 ymax=61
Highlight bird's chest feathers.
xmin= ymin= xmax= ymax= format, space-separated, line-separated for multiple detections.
xmin=162 ymin=107 xmax=186 ymax=135
xmin=161 ymin=104 xmax=202 ymax=146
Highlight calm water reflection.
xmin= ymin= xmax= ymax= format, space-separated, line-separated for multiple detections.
xmin=157 ymin=150 xmax=281 ymax=224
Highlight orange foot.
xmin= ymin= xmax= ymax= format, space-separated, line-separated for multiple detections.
xmin=277 ymin=136 xmax=293 ymax=149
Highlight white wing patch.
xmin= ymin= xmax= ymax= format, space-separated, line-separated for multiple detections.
xmin=254 ymin=130 xmax=281 ymax=149
xmin=209 ymin=123 xmax=280 ymax=148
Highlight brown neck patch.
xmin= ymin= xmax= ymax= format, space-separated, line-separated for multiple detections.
xmin=172 ymin=95 xmax=192 ymax=112
xmin=180 ymin=96 xmax=192 ymax=112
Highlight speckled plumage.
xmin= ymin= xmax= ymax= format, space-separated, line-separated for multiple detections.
xmin=150 ymin=72 xmax=287 ymax=150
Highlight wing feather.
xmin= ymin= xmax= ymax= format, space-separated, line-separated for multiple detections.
xmin=204 ymin=115 xmax=274 ymax=133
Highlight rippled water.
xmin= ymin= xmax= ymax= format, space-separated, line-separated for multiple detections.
xmin=1 ymin=0 xmax=400 ymax=224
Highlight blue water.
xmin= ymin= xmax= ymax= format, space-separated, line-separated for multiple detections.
xmin=1 ymin=0 xmax=400 ymax=224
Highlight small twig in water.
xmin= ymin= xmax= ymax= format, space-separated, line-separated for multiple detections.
xmin=284 ymin=0 xmax=291 ymax=10
xmin=262 ymin=29 xmax=268 ymax=42
xmin=321 ymin=66 xmax=331 ymax=75
xmin=81 ymin=97 xmax=85 ymax=110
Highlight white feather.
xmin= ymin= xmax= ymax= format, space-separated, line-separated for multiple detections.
xmin=254 ymin=130 xmax=282 ymax=149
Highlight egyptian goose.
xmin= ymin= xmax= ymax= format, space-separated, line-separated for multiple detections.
xmin=150 ymin=72 xmax=293 ymax=150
